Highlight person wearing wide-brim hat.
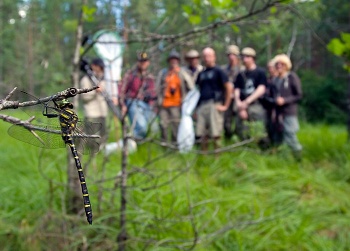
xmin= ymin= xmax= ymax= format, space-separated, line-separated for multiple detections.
xmin=221 ymin=45 xmax=241 ymax=140
xmin=156 ymin=49 xmax=194 ymax=143
xmin=182 ymin=49 xmax=204 ymax=84
xmin=234 ymin=47 xmax=268 ymax=140
xmin=271 ymin=53 xmax=303 ymax=160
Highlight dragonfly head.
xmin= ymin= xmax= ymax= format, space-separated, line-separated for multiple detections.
xmin=57 ymin=99 xmax=73 ymax=109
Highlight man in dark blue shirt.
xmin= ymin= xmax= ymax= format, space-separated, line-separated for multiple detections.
xmin=195 ymin=47 xmax=232 ymax=151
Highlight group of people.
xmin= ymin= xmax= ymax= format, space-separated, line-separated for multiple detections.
xmin=81 ymin=45 xmax=303 ymax=160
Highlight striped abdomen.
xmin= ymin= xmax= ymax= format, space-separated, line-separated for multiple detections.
xmin=64 ymin=134 xmax=92 ymax=225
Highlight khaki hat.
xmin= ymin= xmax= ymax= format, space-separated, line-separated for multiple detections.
xmin=267 ymin=58 xmax=277 ymax=67
xmin=241 ymin=47 xmax=256 ymax=57
xmin=226 ymin=45 xmax=240 ymax=55
xmin=274 ymin=54 xmax=292 ymax=70
xmin=185 ymin=49 xmax=200 ymax=58
xmin=137 ymin=52 xmax=150 ymax=61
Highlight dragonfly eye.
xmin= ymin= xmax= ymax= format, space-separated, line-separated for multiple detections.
xmin=57 ymin=99 xmax=73 ymax=109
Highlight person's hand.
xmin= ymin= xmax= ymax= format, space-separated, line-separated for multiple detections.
xmin=96 ymin=85 xmax=104 ymax=93
xmin=112 ymin=97 xmax=118 ymax=106
xmin=236 ymin=101 xmax=243 ymax=110
xmin=216 ymin=104 xmax=228 ymax=112
xmin=121 ymin=105 xmax=127 ymax=116
xmin=276 ymin=97 xmax=285 ymax=106
xmin=239 ymin=100 xmax=248 ymax=110
xmin=239 ymin=109 xmax=248 ymax=120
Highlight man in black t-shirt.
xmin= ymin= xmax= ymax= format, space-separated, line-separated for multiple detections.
xmin=195 ymin=47 xmax=232 ymax=151
xmin=234 ymin=47 xmax=267 ymax=140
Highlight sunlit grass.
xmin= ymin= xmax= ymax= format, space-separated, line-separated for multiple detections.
xmin=1 ymin=115 xmax=350 ymax=250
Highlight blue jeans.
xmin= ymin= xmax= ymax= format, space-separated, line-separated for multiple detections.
xmin=125 ymin=99 xmax=155 ymax=139
xmin=283 ymin=115 xmax=302 ymax=151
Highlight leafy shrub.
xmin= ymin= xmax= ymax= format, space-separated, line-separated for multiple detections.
xmin=299 ymin=70 xmax=348 ymax=124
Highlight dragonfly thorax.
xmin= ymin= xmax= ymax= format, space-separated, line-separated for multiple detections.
xmin=59 ymin=108 xmax=79 ymax=132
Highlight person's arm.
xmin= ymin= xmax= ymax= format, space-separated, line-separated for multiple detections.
xmin=181 ymin=69 xmax=195 ymax=91
xmin=217 ymin=82 xmax=233 ymax=111
xmin=119 ymin=71 xmax=131 ymax=106
xmin=244 ymin=85 xmax=266 ymax=105
xmin=234 ymin=88 xmax=241 ymax=106
xmin=81 ymin=76 xmax=96 ymax=102
xmin=234 ymin=74 xmax=244 ymax=109
xmin=155 ymin=69 xmax=165 ymax=106
xmin=282 ymin=73 xmax=302 ymax=104
xmin=244 ymin=70 xmax=267 ymax=105
xmin=216 ymin=69 xmax=233 ymax=112
xmin=147 ymin=76 xmax=158 ymax=102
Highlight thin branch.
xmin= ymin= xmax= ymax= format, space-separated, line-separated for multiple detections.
xmin=249 ymin=0 xmax=259 ymax=14
xmin=0 ymin=86 xmax=98 ymax=111
xmin=83 ymin=0 xmax=288 ymax=46
xmin=144 ymin=138 xmax=255 ymax=155
xmin=286 ymin=4 xmax=327 ymax=47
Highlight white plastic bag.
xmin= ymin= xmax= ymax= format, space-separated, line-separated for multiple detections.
xmin=177 ymin=89 xmax=200 ymax=153
xmin=104 ymin=138 xmax=137 ymax=156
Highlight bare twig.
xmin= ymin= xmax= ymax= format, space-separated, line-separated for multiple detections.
xmin=83 ymin=0 xmax=289 ymax=46
xmin=287 ymin=21 xmax=297 ymax=57
xmin=0 ymin=86 xmax=98 ymax=111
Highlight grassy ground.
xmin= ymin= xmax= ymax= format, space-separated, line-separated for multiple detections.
xmin=0 ymin=117 xmax=350 ymax=250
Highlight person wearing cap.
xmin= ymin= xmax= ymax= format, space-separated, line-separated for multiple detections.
xmin=156 ymin=49 xmax=194 ymax=143
xmin=221 ymin=45 xmax=241 ymax=140
xmin=272 ymin=54 xmax=303 ymax=160
xmin=182 ymin=49 xmax=204 ymax=83
xmin=80 ymin=58 xmax=109 ymax=147
xmin=234 ymin=47 xmax=268 ymax=140
xmin=195 ymin=47 xmax=232 ymax=151
xmin=120 ymin=52 xmax=157 ymax=140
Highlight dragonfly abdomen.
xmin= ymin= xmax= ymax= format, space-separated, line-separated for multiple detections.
xmin=65 ymin=134 xmax=93 ymax=225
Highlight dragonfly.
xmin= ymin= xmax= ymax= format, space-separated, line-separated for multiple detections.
xmin=7 ymin=90 xmax=101 ymax=225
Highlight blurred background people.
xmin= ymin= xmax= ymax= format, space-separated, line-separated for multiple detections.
xmin=195 ymin=47 xmax=232 ymax=151
xmin=234 ymin=47 xmax=267 ymax=140
xmin=182 ymin=49 xmax=204 ymax=83
xmin=80 ymin=58 xmax=108 ymax=147
xmin=120 ymin=52 xmax=157 ymax=140
xmin=222 ymin=45 xmax=241 ymax=140
xmin=273 ymin=54 xmax=303 ymax=160
xmin=156 ymin=50 xmax=194 ymax=143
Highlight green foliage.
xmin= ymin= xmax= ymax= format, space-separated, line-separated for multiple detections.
xmin=182 ymin=0 xmax=238 ymax=25
xmin=327 ymin=33 xmax=350 ymax=72
xmin=82 ymin=5 xmax=96 ymax=22
xmin=299 ymin=70 xmax=347 ymax=124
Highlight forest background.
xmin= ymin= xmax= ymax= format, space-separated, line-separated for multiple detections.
xmin=0 ymin=0 xmax=350 ymax=250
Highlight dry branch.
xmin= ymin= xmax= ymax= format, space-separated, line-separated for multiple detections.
xmin=0 ymin=86 xmax=99 ymax=111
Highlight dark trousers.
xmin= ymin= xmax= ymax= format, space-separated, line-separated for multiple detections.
xmin=223 ymin=99 xmax=235 ymax=139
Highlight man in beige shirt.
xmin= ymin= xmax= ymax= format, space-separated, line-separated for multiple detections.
xmin=80 ymin=58 xmax=108 ymax=146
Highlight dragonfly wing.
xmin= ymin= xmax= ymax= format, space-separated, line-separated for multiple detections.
xmin=72 ymin=132 xmax=100 ymax=155
xmin=8 ymin=124 xmax=65 ymax=149
xmin=77 ymin=120 xmax=102 ymax=135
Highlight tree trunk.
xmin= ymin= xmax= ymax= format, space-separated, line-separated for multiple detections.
xmin=347 ymin=72 xmax=350 ymax=140
xmin=117 ymin=117 xmax=129 ymax=251
xmin=27 ymin=21 xmax=34 ymax=94
xmin=67 ymin=0 xmax=87 ymax=216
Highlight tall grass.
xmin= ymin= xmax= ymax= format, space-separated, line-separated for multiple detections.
xmin=0 ymin=118 xmax=350 ymax=250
